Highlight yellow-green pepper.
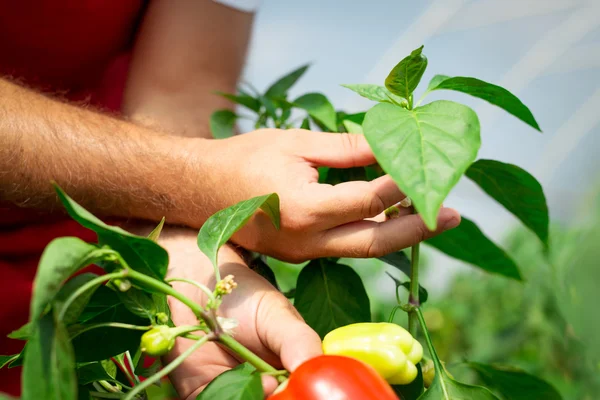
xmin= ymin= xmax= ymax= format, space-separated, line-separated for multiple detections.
xmin=322 ymin=322 xmax=423 ymax=385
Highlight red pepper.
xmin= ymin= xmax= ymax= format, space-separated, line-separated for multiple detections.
xmin=268 ymin=355 xmax=399 ymax=400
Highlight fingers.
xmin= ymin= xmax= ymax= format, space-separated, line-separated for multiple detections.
xmin=297 ymin=130 xmax=376 ymax=168
xmin=312 ymin=175 xmax=408 ymax=226
xmin=318 ymin=208 xmax=461 ymax=258
xmin=255 ymin=291 xmax=323 ymax=372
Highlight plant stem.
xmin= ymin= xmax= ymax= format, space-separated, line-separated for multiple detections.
xmin=124 ymin=334 xmax=211 ymax=400
xmin=124 ymin=266 xmax=212 ymax=322
xmin=58 ymin=271 xmax=127 ymax=321
xmin=165 ymin=277 xmax=216 ymax=304
xmin=70 ymin=323 xmax=151 ymax=340
xmin=124 ymin=351 xmax=141 ymax=384
xmin=408 ymin=243 xmax=420 ymax=336
xmin=408 ymin=94 xmax=414 ymax=110
xmin=219 ymin=334 xmax=277 ymax=373
xmin=89 ymin=391 xmax=123 ymax=399
xmin=415 ymin=308 xmax=443 ymax=373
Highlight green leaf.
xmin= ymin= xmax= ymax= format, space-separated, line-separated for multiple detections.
xmin=323 ymin=167 xmax=368 ymax=185
xmin=466 ymin=362 xmax=562 ymax=400
xmin=54 ymin=184 xmax=169 ymax=280
xmin=393 ymin=364 xmax=424 ymax=400
xmin=196 ymin=363 xmax=263 ymax=400
xmin=72 ymin=285 xmax=147 ymax=362
xmin=379 ymin=251 xmax=411 ymax=277
xmin=426 ymin=216 xmax=522 ymax=280
xmin=30 ymin=237 xmax=105 ymax=322
xmin=342 ymin=112 xmax=366 ymax=125
xmin=0 ymin=355 xmax=18 ymax=369
xmin=117 ymin=287 xmax=157 ymax=321
xmin=215 ymin=92 xmax=261 ymax=113
xmin=55 ymin=273 xmax=102 ymax=325
xmin=294 ymin=259 xmax=371 ymax=338
xmin=426 ymin=74 xmax=450 ymax=91
xmin=197 ymin=194 xmax=280 ymax=271
xmin=415 ymin=308 xmax=500 ymax=400
xmin=292 ymin=93 xmax=337 ymax=132
xmin=147 ymin=217 xmax=165 ymax=242
xmin=466 ymin=160 xmax=549 ymax=247
xmin=210 ymin=110 xmax=237 ymax=139
xmin=385 ymin=272 xmax=429 ymax=304
xmin=22 ymin=312 xmax=77 ymax=400
xmin=426 ymin=76 xmax=541 ymax=131
xmin=300 ymin=117 xmax=310 ymax=130
xmin=7 ymin=322 xmax=31 ymax=340
xmin=341 ymin=84 xmax=405 ymax=104
xmin=76 ymin=362 xmax=120 ymax=386
xmin=385 ymin=45 xmax=428 ymax=99
xmin=264 ymin=64 xmax=310 ymax=98
xmin=363 ymin=100 xmax=481 ymax=229
xmin=343 ymin=119 xmax=363 ymax=134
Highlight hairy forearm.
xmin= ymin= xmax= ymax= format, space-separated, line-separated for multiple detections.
xmin=0 ymin=78 xmax=217 ymax=226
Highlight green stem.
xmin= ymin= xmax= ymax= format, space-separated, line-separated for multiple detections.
xmin=89 ymin=391 xmax=123 ymax=399
xmin=408 ymin=243 xmax=420 ymax=336
xmin=124 ymin=334 xmax=211 ymax=400
xmin=58 ymin=271 xmax=127 ymax=321
xmin=166 ymin=277 xmax=216 ymax=304
xmin=408 ymin=94 xmax=414 ymax=110
xmin=124 ymin=351 xmax=141 ymax=384
xmin=219 ymin=334 xmax=277 ymax=373
xmin=388 ymin=305 xmax=402 ymax=323
xmin=70 ymin=323 xmax=151 ymax=340
xmin=415 ymin=308 xmax=443 ymax=373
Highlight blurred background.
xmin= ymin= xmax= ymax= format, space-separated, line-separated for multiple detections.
xmin=235 ymin=0 xmax=600 ymax=399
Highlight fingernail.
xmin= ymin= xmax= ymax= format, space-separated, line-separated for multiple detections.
xmin=442 ymin=217 xmax=460 ymax=230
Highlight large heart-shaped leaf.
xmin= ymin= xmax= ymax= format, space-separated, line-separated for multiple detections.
xmin=341 ymin=84 xmax=405 ymax=104
xmin=426 ymin=75 xmax=541 ymax=131
xmin=363 ymin=100 xmax=481 ymax=229
xmin=196 ymin=363 xmax=263 ymax=400
xmin=292 ymin=93 xmax=337 ymax=132
xmin=466 ymin=362 xmax=562 ymax=400
xmin=466 ymin=159 xmax=549 ymax=247
xmin=210 ymin=109 xmax=237 ymax=139
xmin=426 ymin=217 xmax=521 ymax=280
xmin=293 ymin=259 xmax=371 ymax=338
xmin=22 ymin=313 xmax=77 ymax=400
xmin=30 ymin=237 xmax=106 ymax=322
xmin=197 ymin=194 xmax=280 ymax=273
xmin=385 ymin=46 xmax=428 ymax=100
xmin=54 ymin=184 xmax=169 ymax=280
xmin=264 ymin=64 xmax=310 ymax=98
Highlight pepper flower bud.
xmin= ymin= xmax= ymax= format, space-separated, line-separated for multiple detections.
xmin=215 ymin=275 xmax=237 ymax=296
xmin=322 ymin=322 xmax=423 ymax=385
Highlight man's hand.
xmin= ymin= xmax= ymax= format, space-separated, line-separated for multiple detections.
xmin=196 ymin=129 xmax=461 ymax=262
xmin=158 ymin=228 xmax=322 ymax=399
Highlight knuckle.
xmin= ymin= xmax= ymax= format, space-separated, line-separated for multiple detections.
xmin=339 ymin=133 xmax=360 ymax=166
xmin=412 ymin=220 xmax=430 ymax=244
xmin=362 ymin=190 xmax=386 ymax=218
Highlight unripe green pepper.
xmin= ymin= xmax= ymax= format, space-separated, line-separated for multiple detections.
xmin=322 ymin=322 xmax=423 ymax=385
xmin=140 ymin=325 xmax=176 ymax=357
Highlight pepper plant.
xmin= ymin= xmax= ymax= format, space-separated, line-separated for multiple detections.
xmin=0 ymin=45 xmax=561 ymax=400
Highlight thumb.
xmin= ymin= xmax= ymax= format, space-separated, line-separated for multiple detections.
xmin=256 ymin=292 xmax=323 ymax=371
xmin=298 ymin=130 xmax=377 ymax=169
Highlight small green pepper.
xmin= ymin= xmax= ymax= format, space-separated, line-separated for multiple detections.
xmin=322 ymin=322 xmax=423 ymax=385
xmin=140 ymin=325 xmax=176 ymax=357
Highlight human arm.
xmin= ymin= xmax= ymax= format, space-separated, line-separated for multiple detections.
xmin=122 ymin=0 xmax=253 ymax=138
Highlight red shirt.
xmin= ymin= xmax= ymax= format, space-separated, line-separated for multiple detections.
xmin=0 ymin=1 xmax=146 ymax=395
